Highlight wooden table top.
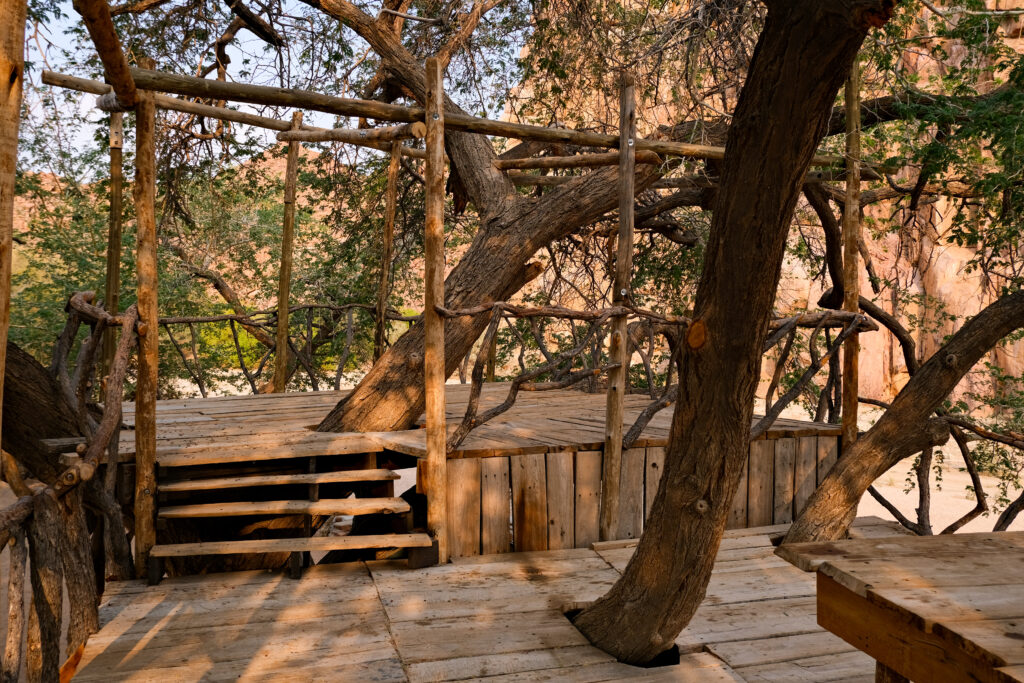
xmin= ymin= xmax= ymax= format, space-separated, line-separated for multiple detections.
xmin=779 ymin=532 xmax=1024 ymax=683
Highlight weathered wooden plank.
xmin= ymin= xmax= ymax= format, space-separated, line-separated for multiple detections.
xmin=158 ymin=497 xmax=410 ymax=518
xmin=511 ymin=453 xmax=548 ymax=551
xmin=448 ymin=458 xmax=482 ymax=558
xmin=151 ymin=533 xmax=433 ymax=557
xmin=773 ymin=437 xmax=796 ymax=524
xmin=644 ymin=446 xmax=666 ymax=520
xmin=158 ymin=469 xmax=399 ymax=492
xmin=727 ymin=449 xmax=748 ymax=530
xmin=817 ymin=572 xmax=1010 ymax=683
xmin=617 ymin=447 xmax=645 ymax=539
xmin=794 ymin=436 xmax=817 ymax=517
xmin=748 ymin=439 xmax=775 ymax=528
xmin=546 ymin=451 xmax=574 ymax=550
xmin=708 ymin=630 xmax=857 ymax=668
xmin=574 ymin=450 xmax=601 ymax=549
xmin=817 ymin=435 xmax=838 ymax=485
xmin=480 ymin=456 xmax=512 ymax=554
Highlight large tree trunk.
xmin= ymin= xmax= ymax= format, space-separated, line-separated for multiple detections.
xmin=1 ymin=342 xmax=82 ymax=484
xmin=785 ymin=289 xmax=1024 ymax=543
xmin=570 ymin=0 xmax=895 ymax=664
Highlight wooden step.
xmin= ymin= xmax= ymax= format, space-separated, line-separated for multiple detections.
xmin=153 ymin=432 xmax=388 ymax=467
xmin=150 ymin=533 xmax=433 ymax=557
xmin=157 ymin=497 xmax=410 ymax=519
xmin=158 ymin=469 xmax=400 ymax=493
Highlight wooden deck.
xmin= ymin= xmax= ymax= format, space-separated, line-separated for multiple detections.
xmin=110 ymin=384 xmax=841 ymax=461
xmin=72 ymin=518 xmax=904 ymax=682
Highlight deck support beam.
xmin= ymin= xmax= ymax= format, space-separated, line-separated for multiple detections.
xmin=841 ymin=59 xmax=861 ymax=453
xmin=274 ymin=111 xmax=302 ymax=393
xmin=423 ymin=57 xmax=448 ymax=563
xmin=600 ymin=74 xmax=636 ymax=541
xmin=374 ymin=142 xmax=401 ymax=362
xmin=133 ymin=58 xmax=159 ymax=577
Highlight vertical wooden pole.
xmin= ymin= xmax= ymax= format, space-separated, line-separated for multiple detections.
xmin=0 ymin=0 xmax=26 ymax=468
xmin=424 ymin=57 xmax=448 ymax=563
xmin=102 ymin=111 xmax=124 ymax=375
xmin=600 ymin=73 xmax=636 ymax=541
xmin=374 ymin=141 xmax=401 ymax=362
xmin=133 ymin=58 xmax=158 ymax=576
xmin=274 ymin=111 xmax=303 ymax=392
xmin=841 ymin=59 xmax=861 ymax=452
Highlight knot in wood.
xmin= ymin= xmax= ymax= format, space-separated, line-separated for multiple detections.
xmin=944 ymin=353 xmax=958 ymax=368
xmin=137 ymin=322 xmax=149 ymax=337
xmin=686 ymin=320 xmax=706 ymax=350
xmin=694 ymin=499 xmax=710 ymax=514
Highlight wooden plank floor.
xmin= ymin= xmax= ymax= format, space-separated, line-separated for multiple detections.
xmin=71 ymin=519 xmax=900 ymax=682
xmin=104 ymin=384 xmax=840 ymax=462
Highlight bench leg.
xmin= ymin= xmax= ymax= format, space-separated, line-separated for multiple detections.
xmin=288 ymin=551 xmax=304 ymax=579
xmin=408 ymin=539 xmax=439 ymax=569
xmin=147 ymin=556 xmax=165 ymax=586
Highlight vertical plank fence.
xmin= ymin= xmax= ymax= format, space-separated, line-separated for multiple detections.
xmin=445 ymin=431 xmax=839 ymax=558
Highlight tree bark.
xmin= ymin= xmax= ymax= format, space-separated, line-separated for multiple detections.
xmin=571 ymin=0 xmax=895 ymax=664
xmin=307 ymin=0 xmax=663 ymax=432
xmin=785 ymin=289 xmax=1024 ymax=543
xmin=1 ymin=342 xmax=83 ymax=485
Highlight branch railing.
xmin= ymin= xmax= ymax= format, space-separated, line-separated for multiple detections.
xmin=437 ymin=302 xmax=877 ymax=454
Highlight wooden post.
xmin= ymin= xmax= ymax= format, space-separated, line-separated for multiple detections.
xmin=273 ymin=111 xmax=303 ymax=392
xmin=424 ymin=57 xmax=448 ymax=563
xmin=102 ymin=111 xmax=124 ymax=374
xmin=600 ymin=73 xmax=636 ymax=541
xmin=841 ymin=59 xmax=861 ymax=452
xmin=374 ymin=141 xmax=401 ymax=361
xmin=133 ymin=58 xmax=158 ymax=576
xmin=0 ymin=0 xmax=26 ymax=485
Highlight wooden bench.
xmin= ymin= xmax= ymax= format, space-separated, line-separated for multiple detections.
xmin=778 ymin=532 xmax=1024 ymax=682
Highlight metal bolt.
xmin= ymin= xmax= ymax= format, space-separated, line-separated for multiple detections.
xmin=627 ymin=138 xmax=634 ymax=147
xmin=620 ymin=288 xmax=628 ymax=297
xmin=432 ymin=113 xmax=439 ymax=120
xmin=144 ymin=488 xmax=151 ymax=495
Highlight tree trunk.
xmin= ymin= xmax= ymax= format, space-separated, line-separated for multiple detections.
xmin=785 ymin=289 xmax=1024 ymax=543
xmin=571 ymin=0 xmax=895 ymax=664
xmin=1 ymin=341 xmax=83 ymax=485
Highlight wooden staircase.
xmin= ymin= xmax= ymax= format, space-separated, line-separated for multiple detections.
xmin=146 ymin=436 xmax=435 ymax=584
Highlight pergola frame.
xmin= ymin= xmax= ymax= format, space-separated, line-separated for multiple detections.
xmin=4 ymin=0 xmax=871 ymax=569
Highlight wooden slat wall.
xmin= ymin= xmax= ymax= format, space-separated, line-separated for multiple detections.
xmin=445 ymin=434 xmax=836 ymax=555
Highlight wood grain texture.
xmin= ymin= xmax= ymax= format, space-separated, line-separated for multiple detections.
xmin=773 ymin=438 xmax=796 ymax=524
xmin=511 ymin=453 xmax=547 ymax=551
xmin=480 ymin=456 xmax=511 ymax=554
xmin=545 ymin=451 xmax=574 ymax=550
xmin=794 ymin=436 xmax=817 ymax=517
xmin=574 ymin=450 xmax=602 ymax=549
xmin=448 ymin=458 xmax=481 ymax=558
xmin=617 ymin=447 xmax=644 ymax=540
xmin=644 ymin=446 xmax=666 ymax=521
xmin=816 ymin=435 xmax=839 ymax=485
xmin=748 ymin=439 xmax=775 ymax=528
xmin=726 ymin=449 xmax=749 ymax=530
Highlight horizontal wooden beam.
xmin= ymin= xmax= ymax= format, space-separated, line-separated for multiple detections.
xmin=509 ymin=170 xmax=878 ymax=189
xmin=43 ymin=70 xmax=439 ymax=159
xmin=278 ymin=121 xmax=425 ymax=144
xmin=493 ymin=150 xmax=662 ymax=170
xmin=127 ymin=67 xmax=849 ymax=166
